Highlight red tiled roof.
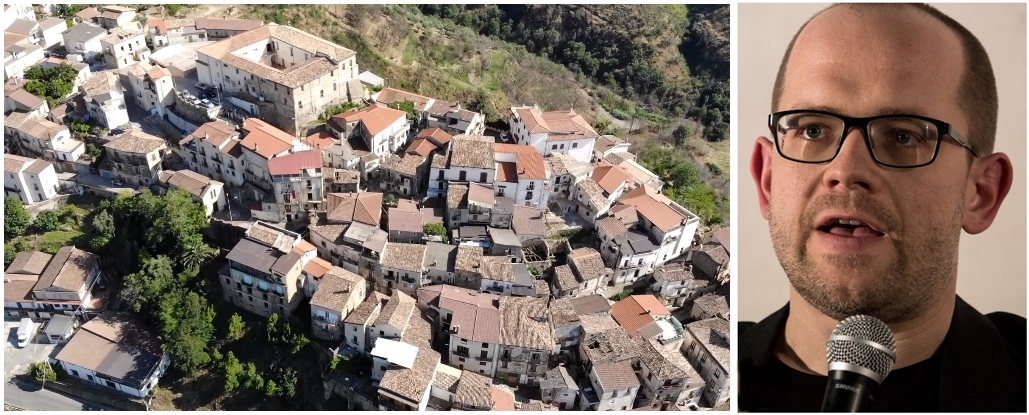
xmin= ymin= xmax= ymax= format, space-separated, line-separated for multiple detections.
xmin=303 ymin=256 xmax=332 ymax=279
xmin=609 ymin=295 xmax=670 ymax=336
xmin=494 ymin=143 xmax=546 ymax=180
xmin=375 ymin=87 xmax=433 ymax=112
xmin=495 ymin=161 xmax=517 ymax=184
xmin=267 ymin=150 xmax=322 ymax=176
xmin=591 ymin=165 xmax=631 ymax=195
xmin=332 ymin=105 xmax=406 ymax=137
xmin=406 ymin=138 xmax=436 ymax=157
xmin=416 ymin=127 xmax=452 ymax=147
xmin=240 ymin=118 xmax=293 ymax=159
xmin=616 ymin=186 xmax=691 ymax=233
xmin=304 ymin=131 xmax=336 ymax=150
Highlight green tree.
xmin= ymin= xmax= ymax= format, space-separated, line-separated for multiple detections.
xmin=5 ymin=198 xmax=30 ymax=238
xmin=242 ymin=362 xmax=264 ymax=390
xmin=387 ymin=100 xmax=418 ymax=121
xmin=223 ymin=351 xmax=242 ymax=392
xmin=179 ymin=233 xmax=216 ymax=270
xmin=32 ymin=210 xmax=62 ymax=233
xmin=673 ymin=124 xmax=691 ymax=147
xmin=70 ymin=121 xmax=91 ymax=138
xmin=29 ymin=362 xmax=56 ymax=383
xmin=165 ymin=4 xmax=182 ymax=16
xmin=266 ymin=313 xmax=279 ymax=342
xmin=423 ymin=223 xmax=449 ymax=243
xmin=280 ymin=368 xmax=298 ymax=398
xmin=264 ymin=379 xmax=279 ymax=396
xmin=5 ymin=242 xmax=18 ymax=267
xmin=89 ymin=209 xmax=115 ymax=251
xmin=120 ymin=256 xmax=176 ymax=314
xmin=228 ymin=313 xmax=246 ymax=341
xmin=159 ymin=290 xmax=216 ymax=376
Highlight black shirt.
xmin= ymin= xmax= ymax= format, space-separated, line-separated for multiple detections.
xmin=739 ymin=296 xmax=1026 ymax=412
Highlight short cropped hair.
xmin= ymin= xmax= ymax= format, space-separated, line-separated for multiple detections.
xmin=771 ymin=4 xmax=998 ymax=155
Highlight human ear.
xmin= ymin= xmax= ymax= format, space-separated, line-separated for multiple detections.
xmin=751 ymin=137 xmax=775 ymax=220
xmin=962 ymin=152 xmax=1013 ymax=234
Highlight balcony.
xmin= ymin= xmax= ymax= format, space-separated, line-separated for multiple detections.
xmin=498 ymin=350 xmax=530 ymax=362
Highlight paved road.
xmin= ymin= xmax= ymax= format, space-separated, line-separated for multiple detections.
xmin=5 ymin=378 xmax=116 ymax=411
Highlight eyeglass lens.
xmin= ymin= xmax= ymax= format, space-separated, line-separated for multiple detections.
xmin=776 ymin=112 xmax=940 ymax=166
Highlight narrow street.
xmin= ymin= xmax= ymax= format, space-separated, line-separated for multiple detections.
xmin=5 ymin=378 xmax=117 ymax=411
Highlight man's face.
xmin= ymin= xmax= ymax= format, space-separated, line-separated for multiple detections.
xmin=765 ymin=6 xmax=972 ymax=323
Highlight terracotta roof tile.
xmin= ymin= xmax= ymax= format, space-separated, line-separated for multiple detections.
xmin=615 ymin=186 xmax=694 ymax=233
xmin=593 ymin=360 xmax=640 ymax=391
xmin=609 ymin=295 xmax=670 ymax=336
xmin=6 ymin=251 xmax=53 ymax=275
xmin=374 ymin=87 xmax=433 ymax=112
xmin=309 ymin=266 xmax=364 ymax=313
xmin=552 ymin=265 xmax=579 ymax=292
xmin=240 ymin=118 xmax=293 ymax=159
xmin=381 ymin=242 xmax=427 ymax=273
xmin=379 ymin=347 xmax=440 ymax=402
xmin=388 ymin=208 xmax=423 ymax=234
xmin=160 ymin=169 xmax=220 ymax=199
xmin=591 ymin=165 xmax=631 ymax=195
xmin=303 ymin=256 xmax=332 ymax=278
xmin=194 ymin=17 xmax=264 ymax=31
xmin=494 ymin=143 xmax=547 ymax=180
xmin=381 ymin=153 xmax=426 ymax=177
xmin=405 ymin=138 xmax=437 ymax=157
xmin=104 ymin=131 xmax=166 ymax=154
xmin=333 ymin=104 xmax=407 ymax=137
xmin=267 ymin=150 xmax=322 ymax=176
xmin=325 ymin=192 xmax=382 ymax=226
xmin=416 ymin=127 xmax=452 ymax=147
xmin=187 ymin=121 xmax=239 ymax=148
xmin=449 ymin=135 xmax=495 ymax=169
xmin=568 ymin=248 xmax=608 ymax=281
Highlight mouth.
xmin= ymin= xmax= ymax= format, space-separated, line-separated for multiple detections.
xmin=816 ymin=217 xmax=886 ymax=238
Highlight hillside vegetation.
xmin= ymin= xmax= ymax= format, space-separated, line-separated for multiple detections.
xmin=236 ymin=4 xmax=729 ymax=226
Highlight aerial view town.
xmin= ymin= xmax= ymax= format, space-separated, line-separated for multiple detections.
xmin=3 ymin=4 xmax=730 ymax=411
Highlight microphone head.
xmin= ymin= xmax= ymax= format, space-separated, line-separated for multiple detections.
xmin=826 ymin=315 xmax=897 ymax=384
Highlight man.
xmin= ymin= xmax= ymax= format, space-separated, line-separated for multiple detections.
xmin=740 ymin=4 xmax=1025 ymax=412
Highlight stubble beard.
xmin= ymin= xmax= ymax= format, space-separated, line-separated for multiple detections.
xmin=768 ymin=193 xmax=962 ymax=324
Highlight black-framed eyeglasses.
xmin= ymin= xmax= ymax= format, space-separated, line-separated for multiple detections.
xmin=768 ymin=110 xmax=979 ymax=168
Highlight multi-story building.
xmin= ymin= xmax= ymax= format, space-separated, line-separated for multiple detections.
xmin=4 ymin=89 xmax=50 ymax=119
xmin=238 ymin=117 xmax=296 ymax=192
xmin=156 ymin=169 xmax=226 ymax=218
xmin=377 ymin=345 xmax=441 ymax=411
xmin=367 ymin=290 xmax=418 ymax=351
xmin=103 ymin=131 xmax=167 ymax=186
xmin=597 ymin=186 xmax=701 ymax=284
xmin=417 ymin=285 xmax=553 ymax=386
xmin=101 ymin=26 xmax=149 ymax=69
xmin=545 ymin=152 xmax=593 ymax=200
xmin=3 ymin=247 xmax=105 ymax=320
xmin=613 ymin=158 xmax=664 ymax=192
xmin=426 ymin=100 xmax=486 ymax=136
xmin=428 ymin=136 xmax=549 ymax=209
xmin=649 ymin=262 xmax=716 ymax=309
xmin=307 ymin=191 xmax=385 ymax=273
xmin=387 ymin=203 xmax=425 ymax=244
xmin=610 ymin=295 xmax=685 ymax=351
xmin=328 ymin=104 xmax=410 ymax=158
xmin=379 ymin=242 xmax=429 ymax=295
xmin=4 ymin=154 xmax=59 ymax=204
xmin=3 ymin=4 xmax=36 ymax=29
xmin=3 ymin=33 xmax=44 ymax=80
xmin=693 ymin=238 xmax=730 ymax=284
xmin=180 ymin=120 xmax=246 ymax=187
xmin=309 ymin=266 xmax=367 ymax=342
xmin=423 ymin=241 xmax=457 ymax=285
xmin=127 ymin=62 xmax=174 ymax=117
xmin=578 ymin=325 xmax=641 ymax=411
xmin=690 ymin=293 xmax=728 ymax=322
xmin=566 ymin=248 xmax=611 ymax=296
xmin=4 ymin=116 xmax=83 ymax=165
xmin=630 ymin=336 xmax=704 ymax=410
xmin=80 ymin=72 xmax=129 ymax=129
xmin=220 ymin=222 xmax=306 ymax=318
xmin=592 ymin=135 xmax=631 ymax=162
xmin=95 ymin=5 xmax=137 ymax=30
xmin=196 ymin=24 xmax=360 ymax=135
xmin=268 ymin=150 xmax=325 ymax=222
xmin=37 ymin=17 xmax=68 ymax=48
xmin=494 ymin=143 xmax=548 ymax=208
xmin=343 ymin=292 xmax=387 ymax=353
xmin=380 ymin=154 xmax=427 ymax=197
xmin=508 ymin=105 xmax=598 ymax=163
xmin=61 ymin=22 xmax=107 ymax=62
xmin=148 ymin=17 xmax=264 ymax=49
xmin=571 ymin=165 xmax=633 ymax=225
xmin=540 ymin=366 xmax=580 ymax=410
xmin=549 ymin=294 xmax=612 ymax=356
xmin=682 ymin=317 xmax=729 ymax=407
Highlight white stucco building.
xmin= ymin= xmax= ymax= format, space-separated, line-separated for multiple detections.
xmin=509 ymin=105 xmax=598 ymax=163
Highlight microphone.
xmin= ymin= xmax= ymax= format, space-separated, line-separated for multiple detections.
xmin=821 ymin=315 xmax=897 ymax=412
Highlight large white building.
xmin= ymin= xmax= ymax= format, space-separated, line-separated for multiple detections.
xmin=427 ymin=136 xmax=549 ymax=208
xmin=4 ymin=154 xmax=58 ymax=204
xmin=100 ymin=26 xmax=149 ymax=69
xmin=61 ymin=22 xmax=107 ymax=62
xmin=127 ymin=62 xmax=174 ymax=117
xmin=80 ymin=72 xmax=129 ymax=129
xmin=327 ymin=104 xmax=410 ymax=158
xmin=682 ymin=317 xmax=730 ymax=407
xmin=180 ymin=120 xmax=246 ymax=188
xmin=509 ymin=105 xmax=598 ymax=163
xmin=195 ymin=23 xmax=361 ymax=135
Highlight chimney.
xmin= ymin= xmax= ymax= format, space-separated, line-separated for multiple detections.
xmin=255 ymin=143 xmax=259 ymax=153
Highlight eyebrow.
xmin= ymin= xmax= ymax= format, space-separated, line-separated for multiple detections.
xmin=784 ymin=104 xmax=932 ymax=117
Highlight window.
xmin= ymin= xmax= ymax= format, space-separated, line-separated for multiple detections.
xmin=72 ymin=370 xmax=79 ymax=377
xmin=552 ymin=144 xmax=558 ymax=150
xmin=572 ymin=142 xmax=578 ymax=148
xmin=560 ymin=144 xmax=565 ymax=149
xmin=480 ymin=350 xmax=488 ymax=359
xmin=320 ymin=90 xmax=324 ymax=97
xmin=459 ymin=170 xmax=466 ymax=181
xmin=479 ymin=172 xmax=487 ymax=182
xmin=438 ymin=170 xmax=444 ymax=180
xmin=526 ymin=191 xmax=533 ymax=200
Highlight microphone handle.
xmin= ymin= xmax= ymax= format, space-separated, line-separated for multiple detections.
xmin=821 ymin=369 xmax=881 ymax=412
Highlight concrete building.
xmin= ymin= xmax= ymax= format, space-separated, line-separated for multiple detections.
xmin=328 ymin=104 xmax=410 ymax=158
xmin=508 ymin=105 xmax=598 ymax=163
xmin=80 ymin=72 xmax=129 ymax=129
xmin=147 ymin=16 xmax=264 ymax=49
xmin=307 ymin=191 xmax=385 ymax=273
xmin=571 ymin=165 xmax=633 ymax=225
xmin=682 ymin=317 xmax=729 ymax=407
xmin=649 ymin=263 xmax=715 ymax=309
xmin=427 ymin=136 xmax=549 ymax=209
xmin=578 ymin=325 xmax=641 ymax=411
xmin=2 ymin=247 xmax=105 ymax=320
xmin=379 ymin=242 xmax=429 ymax=295
xmin=4 ymin=89 xmax=49 ymax=119
xmin=268 ymin=150 xmax=325 ymax=222
xmin=100 ymin=26 xmax=149 ymax=69
xmin=3 ymin=115 xmax=83 ymax=165
xmin=545 ymin=152 xmax=593 ymax=200
xmin=343 ymin=292 xmax=387 ymax=353
xmin=61 ymin=22 xmax=106 ymax=62
xmin=127 ymin=62 xmax=174 ymax=116
xmin=3 ymin=154 xmax=59 ymax=204
xmin=597 ymin=186 xmax=701 ymax=285
xmin=4 ymin=35 xmax=45 ymax=80
xmin=238 ymin=117 xmax=297 ymax=192
xmin=95 ymin=5 xmax=137 ymax=30
xmin=592 ymin=135 xmax=631 ymax=163
xmin=309 ymin=266 xmax=367 ymax=342
xmin=179 ymin=120 xmax=246 ymax=188
xmin=549 ymin=294 xmax=612 ymax=355
xmin=196 ymin=24 xmax=360 ymax=135
xmin=53 ymin=312 xmax=171 ymax=398
xmin=103 ymin=131 xmax=167 ymax=186
xmin=156 ymin=169 xmax=226 ymax=217
xmin=37 ymin=17 xmax=68 ymax=48
xmin=379 ymin=153 xmax=427 ymax=197
xmin=565 ymin=248 xmax=612 ymax=297
xmin=540 ymin=366 xmax=580 ymax=410
xmin=377 ymin=344 xmax=441 ymax=411
xmin=220 ymin=222 xmax=306 ymax=318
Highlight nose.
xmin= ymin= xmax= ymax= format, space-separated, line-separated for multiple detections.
xmin=822 ymin=127 xmax=879 ymax=191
